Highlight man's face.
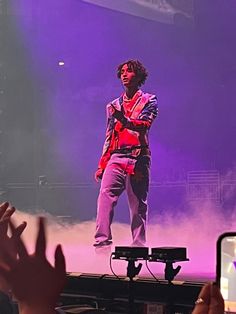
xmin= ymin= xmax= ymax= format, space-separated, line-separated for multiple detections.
xmin=120 ymin=64 xmax=139 ymax=88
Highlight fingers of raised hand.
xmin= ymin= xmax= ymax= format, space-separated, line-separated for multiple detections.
xmin=0 ymin=202 xmax=9 ymax=219
xmin=9 ymin=219 xmax=28 ymax=258
xmin=11 ymin=221 xmax=27 ymax=239
xmin=55 ymin=244 xmax=66 ymax=276
xmin=35 ymin=217 xmax=46 ymax=259
xmin=0 ymin=203 xmax=26 ymax=237
xmin=2 ymin=206 xmax=15 ymax=220
xmin=0 ymin=205 xmax=15 ymax=236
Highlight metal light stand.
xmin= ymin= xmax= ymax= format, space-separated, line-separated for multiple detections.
xmin=148 ymin=256 xmax=189 ymax=314
xmin=112 ymin=247 xmax=148 ymax=314
xmin=163 ymin=260 xmax=183 ymax=284
xmin=126 ymin=258 xmax=142 ymax=314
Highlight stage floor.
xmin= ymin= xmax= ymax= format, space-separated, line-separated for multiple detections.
xmin=14 ymin=210 xmax=219 ymax=284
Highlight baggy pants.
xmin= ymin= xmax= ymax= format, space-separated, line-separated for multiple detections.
xmin=94 ymin=153 xmax=150 ymax=246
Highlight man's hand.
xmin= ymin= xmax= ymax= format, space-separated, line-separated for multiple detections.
xmin=192 ymin=282 xmax=224 ymax=314
xmin=0 ymin=217 xmax=66 ymax=314
xmin=94 ymin=169 xmax=103 ymax=182
xmin=109 ymin=104 xmax=128 ymax=125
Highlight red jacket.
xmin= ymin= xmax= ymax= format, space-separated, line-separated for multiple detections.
xmin=98 ymin=90 xmax=158 ymax=170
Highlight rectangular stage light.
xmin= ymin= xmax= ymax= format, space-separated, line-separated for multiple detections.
xmin=113 ymin=246 xmax=149 ymax=260
xmin=82 ymin=0 xmax=193 ymax=25
xmin=151 ymin=247 xmax=188 ymax=261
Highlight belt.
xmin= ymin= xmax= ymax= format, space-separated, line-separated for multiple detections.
xmin=111 ymin=145 xmax=149 ymax=155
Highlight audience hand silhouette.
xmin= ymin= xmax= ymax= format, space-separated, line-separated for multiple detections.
xmin=0 ymin=202 xmax=26 ymax=295
xmin=0 ymin=215 xmax=66 ymax=314
xmin=192 ymin=282 xmax=224 ymax=314
xmin=0 ymin=202 xmax=225 ymax=314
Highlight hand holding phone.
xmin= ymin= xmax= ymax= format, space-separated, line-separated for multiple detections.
xmin=192 ymin=282 xmax=224 ymax=314
xmin=217 ymin=232 xmax=236 ymax=313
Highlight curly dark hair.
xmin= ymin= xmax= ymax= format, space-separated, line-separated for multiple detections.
xmin=117 ymin=59 xmax=148 ymax=87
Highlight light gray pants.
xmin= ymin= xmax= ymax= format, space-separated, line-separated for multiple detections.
xmin=94 ymin=153 xmax=150 ymax=246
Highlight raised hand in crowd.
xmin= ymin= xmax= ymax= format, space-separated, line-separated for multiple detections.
xmin=0 ymin=201 xmax=27 ymax=295
xmin=0 ymin=215 xmax=66 ymax=314
xmin=192 ymin=282 xmax=224 ymax=314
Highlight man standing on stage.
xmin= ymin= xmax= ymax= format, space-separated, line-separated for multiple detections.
xmin=94 ymin=59 xmax=158 ymax=248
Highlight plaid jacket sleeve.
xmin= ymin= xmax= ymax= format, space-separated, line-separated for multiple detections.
xmin=97 ymin=104 xmax=115 ymax=170
xmin=125 ymin=94 xmax=158 ymax=130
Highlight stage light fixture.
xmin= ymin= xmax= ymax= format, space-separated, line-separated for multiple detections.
xmin=149 ymin=246 xmax=188 ymax=262
xmin=149 ymin=246 xmax=189 ymax=283
xmin=112 ymin=246 xmax=149 ymax=260
xmin=111 ymin=246 xmax=190 ymax=312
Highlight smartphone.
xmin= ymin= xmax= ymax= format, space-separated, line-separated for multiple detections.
xmin=217 ymin=232 xmax=236 ymax=313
